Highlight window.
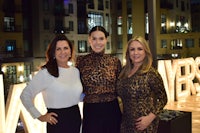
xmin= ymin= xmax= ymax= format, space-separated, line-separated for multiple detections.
xmin=69 ymin=21 xmax=74 ymax=31
xmin=176 ymin=0 xmax=178 ymax=8
xmin=4 ymin=17 xmax=15 ymax=32
xmin=78 ymin=40 xmax=87 ymax=53
xmin=127 ymin=16 xmax=132 ymax=34
xmin=6 ymin=66 xmax=17 ymax=84
xmin=185 ymin=39 xmax=194 ymax=48
xmin=43 ymin=0 xmax=49 ymax=11
xmin=118 ymin=40 xmax=122 ymax=49
xmin=44 ymin=40 xmax=50 ymax=51
xmin=98 ymin=0 xmax=104 ymax=10
xmin=170 ymin=39 xmax=182 ymax=50
xmin=78 ymin=21 xmax=87 ymax=34
xmin=161 ymin=14 xmax=166 ymax=34
xmin=88 ymin=12 xmax=103 ymax=32
xmin=5 ymin=40 xmax=16 ymax=52
xmin=88 ymin=0 xmax=94 ymax=9
xmin=43 ymin=18 xmax=50 ymax=30
xmin=117 ymin=16 xmax=122 ymax=35
xmin=24 ymin=64 xmax=32 ymax=82
xmin=181 ymin=1 xmax=185 ymax=11
xmin=161 ymin=40 xmax=167 ymax=48
xmin=106 ymin=42 xmax=110 ymax=50
xmin=145 ymin=13 xmax=149 ymax=34
xmin=68 ymin=3 xmax=73 ymax=14
xmin=105 ymin=14 xmax=109 ymax=32
xmin=105 ymin=1 xmax=109 ymax=9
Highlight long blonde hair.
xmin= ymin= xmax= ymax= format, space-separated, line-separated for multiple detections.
xmin=119 ymin=36 xmax=152 ymax=79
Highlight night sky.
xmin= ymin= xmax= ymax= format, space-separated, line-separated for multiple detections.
xmin=191 ymin=0 xmax=200 ymax=4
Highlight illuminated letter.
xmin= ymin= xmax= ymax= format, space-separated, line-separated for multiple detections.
xmin=157 ymin=60 xmax=169 ymax=102
xmin=186 ymin=58 xmax=196 ymax=95
xmin=0 ymin=74 xmax=47 ymax=133
xmin=175 ymin=58 xmax=195 ymax=100
xmin=164 ymin=60 xmax=178 ymax=102
xmin=195 ymin=57 xmax=200 ymax=93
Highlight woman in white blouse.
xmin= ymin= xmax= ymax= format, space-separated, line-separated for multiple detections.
xmin=20 ymin=34 xmax=83 ymax=133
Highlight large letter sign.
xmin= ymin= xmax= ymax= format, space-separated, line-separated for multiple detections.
xmin=158 ymin=57 xmax=200 ymax=102
xmin=0 ymin=74 xmax=47 ymax=133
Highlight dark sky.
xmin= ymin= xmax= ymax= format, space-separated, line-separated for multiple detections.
xmin=191 ymin=0 xmax=200 ymax=4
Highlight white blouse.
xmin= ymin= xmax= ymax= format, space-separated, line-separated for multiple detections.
xmin=20 ymin=66 xmax=83 ymax=118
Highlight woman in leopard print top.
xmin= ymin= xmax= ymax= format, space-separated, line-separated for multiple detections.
xmin=116 ymin=36 xmax=167 ymax=133
xmin=76 ymin=26 xmax=122 ymax=133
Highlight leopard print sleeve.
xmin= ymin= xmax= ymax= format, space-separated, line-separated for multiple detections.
xmin=147 ymin=67 xmax=168 ymax=115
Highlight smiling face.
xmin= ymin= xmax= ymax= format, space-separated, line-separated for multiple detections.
xmin=88 ymin=30 xmax=107 ymax=53
xmin=55 ymin=40 xmax=71 ymax=68
xmin=129 ymin=40 xmax=146 ymax=66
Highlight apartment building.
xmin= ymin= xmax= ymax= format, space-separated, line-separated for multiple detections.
xmin=0 ymin=0 xmax=200 ymax=94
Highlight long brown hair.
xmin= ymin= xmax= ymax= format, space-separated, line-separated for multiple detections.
xmin=41 ymin=34 xmax=73 ymax=77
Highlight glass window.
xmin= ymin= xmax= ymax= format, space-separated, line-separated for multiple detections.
xmin=105 ymin=1 xmax=109 ymax=9
xmin=78 ymin=21 xmax=87 ymax=34
xmin=43 ymin=18 xmax=50 ymax=30
xmin=170 ymin=39 xmax=182 ymax=50
xmin=161 ymin=40 xmax=167 ymax=48
xmin=78 ymin=40 xmax=87 ymax=53
xmin=5 ymin=40 xmax=16 ymax=52
xmin=43 ymin=0 xmax=49 ymax=11
xmin=88 ymin=0 xmax=94 ymax=9
xmin=127 ymin=16 xmax=132 ymax=34
xmin=4 ymin=17 xmax=15 ymax=32
xmin=44 ymin=40 xmax=50 ymax=51
xmin=68 ymin=3 xmax=73 ymax=14
xmin=117 ymin=16 xmax=122 ymax=35
xmin=185 ymin=39 xmax=194 ymax=48
xmin=161 ymin=14 xmax=166 ymax=34
xmin=69 ymin=21 xmax=74 ymax=31
xmin=181 ymin=1 xmax=185 ymax=11
xmin=145 ymin=13 xmax=149 ymax=34
xmin=88 ymin=12 xmax=104 ymax=32
xmin=24 ymin=64 xmax=32 ymax=82
xmin=176 ymin=0 xmax=178 ymax=8
xmin=118 ymin=40 xmax=122 ymax=49
xmin=106 ymin=42 xmax=110 ymax=50
xmin=105 ymin=14 xmax=109 ymax=33
xmin=98 ymin=0 xmax=104 ymax=10
xmin=6 ymin=66 xmax=17 ymax=84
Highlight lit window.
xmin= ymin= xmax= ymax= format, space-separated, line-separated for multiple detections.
xmin=78 ymin=40 xmax=87 ymax=53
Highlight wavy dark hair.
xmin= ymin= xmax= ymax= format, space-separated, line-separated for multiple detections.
xmin=41 ymin=34 xmax=73 ymax=77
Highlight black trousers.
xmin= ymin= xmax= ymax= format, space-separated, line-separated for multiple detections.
xmin=47 ymin=105 xmax=81 ymax=133
xmin=82 ymin=99 xmax=122 ymax=133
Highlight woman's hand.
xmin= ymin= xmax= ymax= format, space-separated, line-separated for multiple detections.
xmin=38 ymin=112 xmax=58 ymax=125
xmin=135 ymin=113 xmax=156 ymax=131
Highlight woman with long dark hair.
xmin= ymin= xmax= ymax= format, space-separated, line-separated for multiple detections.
xmin=76 ymin=26 xmax=122 ymax=133
xmin=21 ymin=34 xmax=83 ymax=133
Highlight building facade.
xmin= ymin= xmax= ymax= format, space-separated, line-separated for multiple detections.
xmin=0 ymin=0 xmax=200 ymax=94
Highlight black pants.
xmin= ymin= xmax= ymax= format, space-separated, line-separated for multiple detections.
xmin=82 ymin=99 xmax=122 ymax=133
xmin=47 ymin=105 xmax=81 ymax=133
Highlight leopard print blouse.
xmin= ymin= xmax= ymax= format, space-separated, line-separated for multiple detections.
xmin=76 ymin=51 xmax=122 ymax=103
xmin=116 ymin=67 xmax=168 ymax=133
